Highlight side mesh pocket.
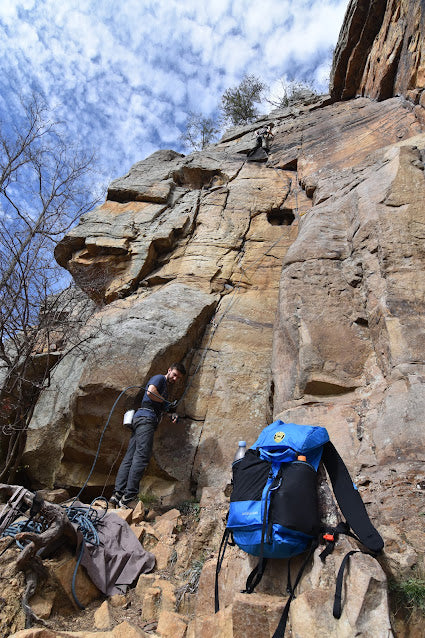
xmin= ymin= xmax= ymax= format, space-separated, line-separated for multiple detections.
xmin=271 ymin=461 xmax=319 ymax=536
xmin=230 ymin=449 xmax=271 ymax=502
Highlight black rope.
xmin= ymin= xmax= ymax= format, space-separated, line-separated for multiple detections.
xmin=71 ymin=539 xmax=87 ymax=610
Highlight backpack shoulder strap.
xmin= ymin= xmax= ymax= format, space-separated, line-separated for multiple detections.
xmin=321 ymin=442 xmax=383 ymax=554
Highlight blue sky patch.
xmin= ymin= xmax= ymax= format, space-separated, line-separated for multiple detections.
xmin=0 ymin=0 xmax=349 ymax=200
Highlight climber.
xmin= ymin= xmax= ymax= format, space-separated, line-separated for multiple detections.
xmin=247 ymin=122 xmax=275 ymax=157
xmin=110 ymin=363 xmax=186 ymax=509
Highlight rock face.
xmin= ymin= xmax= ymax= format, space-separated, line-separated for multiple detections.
xmin=23 ymin=283 xmax=216 ymax=492
xmin=331 ymin=0 xmax=425 ymax=106
xmin=22 ymin=94 xmax=424 ymax=635
xmin=14 ymin=1 xmax=425 ymax=635
xmin=27 ymin=93 xmax=423 ymax=496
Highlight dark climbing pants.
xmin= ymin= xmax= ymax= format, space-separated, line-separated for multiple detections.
xmin=248 ymin=136 xmax=263 ymax=157
xmin=115 ymin=414 xmax=157 ymax=498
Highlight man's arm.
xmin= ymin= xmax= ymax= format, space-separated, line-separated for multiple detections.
xmin=147 ymin=380 xmax=178 ymax=422
xmin=147 ymin=385 xmax=167 ymax=403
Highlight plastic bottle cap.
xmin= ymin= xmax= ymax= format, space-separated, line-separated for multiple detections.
xmin=238 ymin=441 xmax=246 ymax=447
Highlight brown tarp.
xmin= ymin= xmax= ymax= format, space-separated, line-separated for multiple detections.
xmin=76 ymin=510 xmax=155 ymax=596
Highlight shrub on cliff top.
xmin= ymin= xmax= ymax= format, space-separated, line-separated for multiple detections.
xmin=220 ymin=74 xmax=267 ymax=126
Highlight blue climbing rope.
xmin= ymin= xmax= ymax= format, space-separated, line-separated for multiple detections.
xmin=71 ymin=385 xmax=143 ymax=506
xmin=64 ymin=497 xmax=110 ymax=609
xmin=1 ymin=496 xmax=110 ymax=610
xmin=1 ymin=519 xmax=46 ymax=548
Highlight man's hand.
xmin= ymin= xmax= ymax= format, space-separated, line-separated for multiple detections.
xmin=170 ymin=412 xmax=179 ymax=424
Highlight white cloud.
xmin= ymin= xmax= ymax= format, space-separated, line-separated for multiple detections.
xmin=0 ymin=0 xmax=349 ymax=187
xmin=0 ymin=2 xmax=17 ymax=24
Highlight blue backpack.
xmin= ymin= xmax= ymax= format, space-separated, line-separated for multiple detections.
xmin=215 ymin=420 xmax=384 ymax=637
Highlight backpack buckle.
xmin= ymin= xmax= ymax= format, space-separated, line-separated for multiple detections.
xmin=320 ymin=531 xmax=337 ymax=563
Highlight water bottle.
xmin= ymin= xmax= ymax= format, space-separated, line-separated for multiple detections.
xmin=225 ymin=441 xmax=247 ymax=497
xmin=233 ymin=441 xmax=247 ymax=463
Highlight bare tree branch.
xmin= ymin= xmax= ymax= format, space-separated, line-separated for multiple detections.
xmin=179 ymin=112 xmax=219 ymax=152
xmin=0 ymin=94 xmax=103 ymax=482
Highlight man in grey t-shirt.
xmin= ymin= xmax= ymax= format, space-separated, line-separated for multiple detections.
xmin=111 ymin=363 xmax=186 ymax=509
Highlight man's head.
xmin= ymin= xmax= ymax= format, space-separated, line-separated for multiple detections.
xmin=166 ymin=362 xmax=186 ymax=384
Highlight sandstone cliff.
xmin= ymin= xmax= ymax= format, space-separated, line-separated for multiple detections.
xmin=9 ymin=1 xmax=425 ymax=636
xmin=331 ymin=0 xmax=425 ymax=110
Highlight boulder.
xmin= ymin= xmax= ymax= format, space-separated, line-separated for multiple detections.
xmin=156 ymin=610 xmax=187 ymax=638
xmin=94 ymin=601 xmax=113 ymax=630
xmin=22 ymin=283 xmax=217 ymax=491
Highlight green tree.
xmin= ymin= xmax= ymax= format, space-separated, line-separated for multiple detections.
xmin=180 ymin=112 xmax=219 ymax=152
xmin=220 ymin=74 xmax=267 ymax=126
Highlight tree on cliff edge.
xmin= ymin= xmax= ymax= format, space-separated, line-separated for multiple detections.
xmin=179 ymin=112 xmax=219 ymax=152
xmin=266 ymin=79 xmax=319 ymax=108
xmin=0 ymin=94 xmax=100 ymax=483
xmin=220 ymin=74 xmax=267 ymax=126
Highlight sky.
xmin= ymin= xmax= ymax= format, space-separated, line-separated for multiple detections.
xmin=0 ymin=0 xmax=349 ymax=197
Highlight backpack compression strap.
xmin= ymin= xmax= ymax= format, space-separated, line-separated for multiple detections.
xmin=271 ymin=541 xmax=317 ymax=638
xmin=333 ymin=549 xmax=359 ymax=619
xmin=242 ymin=472 xmax=281 ymax=595
xmin=215 ymin=527 xmax=234 ymax=613
xmin=321 ymin=442 xmax=383 ymax=554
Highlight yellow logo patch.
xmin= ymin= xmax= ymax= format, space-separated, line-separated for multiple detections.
xmin=274 ymin=431 xmax=285 ymax=443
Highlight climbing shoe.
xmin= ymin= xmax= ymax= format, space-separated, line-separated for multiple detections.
xmin=109 ymin=491 xmax=122 ymax=508
xmin=119 ymin=495 xmax=138 ymax=509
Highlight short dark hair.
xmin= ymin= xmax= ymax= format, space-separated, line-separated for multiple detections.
xmin=170 ymin=362 xmax=186 ymax=375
